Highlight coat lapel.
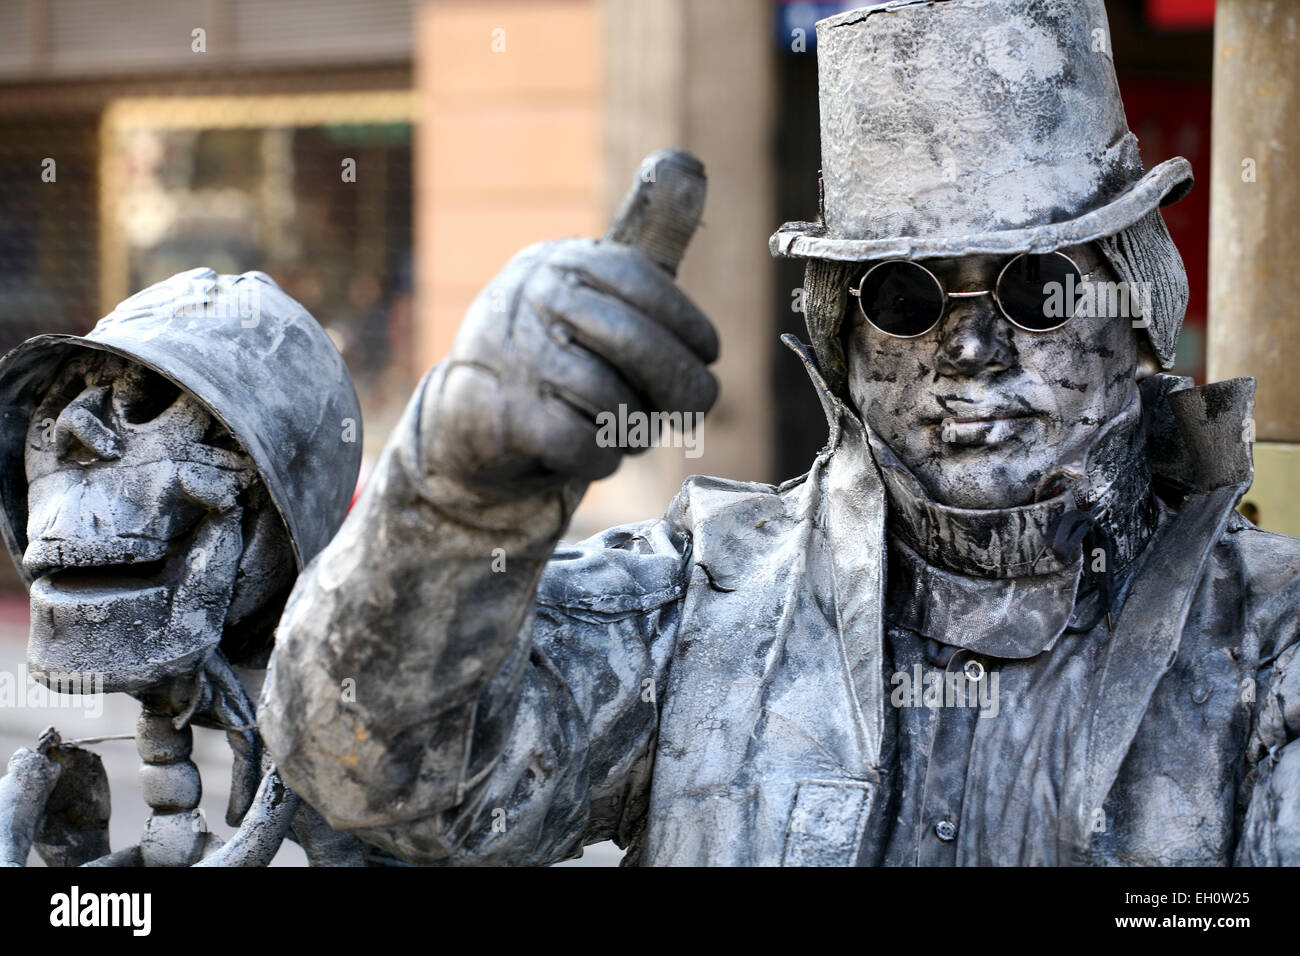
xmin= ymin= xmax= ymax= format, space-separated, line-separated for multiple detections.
xmin=646 ymin=340 xmax=889 ymax=864
xmin=788 ymin=335 xmax=888 ymax=771
xmin=1061 ymin=377 xmax=1258 ymax=861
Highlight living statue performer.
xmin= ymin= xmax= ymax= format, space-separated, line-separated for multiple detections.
xmin=261 ymin=0 xmax=1300 ymax=865
xmin=0 ymin=268 xmax=372 ymax=866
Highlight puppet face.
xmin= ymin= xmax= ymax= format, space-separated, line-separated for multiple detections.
xmin=845 ymin=244 xmax=1144 ymax=510
xmin=22 ymin=352 xmax=278 ymax=693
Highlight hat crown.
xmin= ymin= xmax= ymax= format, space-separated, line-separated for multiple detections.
xmin=817 ymin=0 xmax=1142 ymax=244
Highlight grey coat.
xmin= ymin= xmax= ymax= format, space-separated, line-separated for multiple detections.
xmin=260 ymin=355 xmax=1300 ymax=866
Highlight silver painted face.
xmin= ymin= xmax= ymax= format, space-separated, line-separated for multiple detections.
xmin=22 ymin=353 xmax=261 ymax=693
xmin=846 ymin=243 xmax=1143 ymax=510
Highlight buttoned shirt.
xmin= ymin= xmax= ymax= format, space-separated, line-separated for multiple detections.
xmin=880 ymin=537 xmax=1129 ymax=865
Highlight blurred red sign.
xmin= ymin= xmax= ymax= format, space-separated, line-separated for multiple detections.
xmin=1146 ymin=0 xmax=1216 ymax=31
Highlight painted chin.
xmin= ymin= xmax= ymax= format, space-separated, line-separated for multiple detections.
xmin=23 ymin=524 xmax=211 ymax=692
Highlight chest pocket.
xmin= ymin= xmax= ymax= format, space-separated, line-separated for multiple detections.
xmin=781 ymin=779 xmax=876 ymax=866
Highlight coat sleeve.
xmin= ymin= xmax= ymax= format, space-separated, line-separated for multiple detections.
xmin=398 ymin=525 xmax=689 ymax=865
xmin=258 ymin=365 xmax=690 ymax=865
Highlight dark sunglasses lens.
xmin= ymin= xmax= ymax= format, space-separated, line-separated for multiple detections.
xmin=858 ymin=261 xmax=944 ymax=337
xmin=996 ymin=252 xmax=1081 ymax=331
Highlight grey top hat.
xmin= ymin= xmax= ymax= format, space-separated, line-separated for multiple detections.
xmin=0 ymin=268 xmax=363 ymax=585
xmin=770 ymin=0 xmax=1193 ymax=261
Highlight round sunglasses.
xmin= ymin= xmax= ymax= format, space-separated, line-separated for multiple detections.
xmin=848 ymin=251 xmax=1093 ymax=338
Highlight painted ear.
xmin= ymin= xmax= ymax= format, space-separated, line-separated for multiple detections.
xmin=1136 ymin=339 xmax=1160 ymax=381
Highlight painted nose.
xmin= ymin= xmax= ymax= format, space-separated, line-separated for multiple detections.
xmin=54 ymin=385 xmax=122 ymax=462
xmin=935 ymin=301 xmax=1015 ymax=377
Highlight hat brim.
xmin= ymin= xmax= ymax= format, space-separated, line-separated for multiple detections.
xmin=770 ymin=157 xmax=1193 ymax=262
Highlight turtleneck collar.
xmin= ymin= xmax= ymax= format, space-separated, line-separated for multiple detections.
xmin=869 ymin=392 xmax=1158 ymax=658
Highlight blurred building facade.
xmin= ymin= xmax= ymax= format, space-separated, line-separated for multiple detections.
xmin=0 ymin=0 xmax=417 ymax=451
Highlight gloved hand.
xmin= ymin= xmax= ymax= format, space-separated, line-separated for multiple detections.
xmin=419 ymin=236 xmax=719 ymax=495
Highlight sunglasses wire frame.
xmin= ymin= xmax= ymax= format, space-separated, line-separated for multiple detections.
xmin=847 ymin=251 xmax=1091 ymax=338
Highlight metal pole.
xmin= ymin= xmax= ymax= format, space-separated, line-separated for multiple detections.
xmin=1209 ymin=0 xmax=1300 ymax=533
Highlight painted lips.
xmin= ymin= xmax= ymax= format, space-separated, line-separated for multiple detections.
xmin=932 ymin=414 xmax=1039 ymax=447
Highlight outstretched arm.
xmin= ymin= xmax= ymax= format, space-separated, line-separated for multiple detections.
xmin=260 ymin=226 xmax=716 ymax=863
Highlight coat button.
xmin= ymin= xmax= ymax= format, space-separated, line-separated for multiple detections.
xmin=935 ymin=819 xmax=957 ymax=842
xmin=963 ymin=659 xmax=985 ymax=682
